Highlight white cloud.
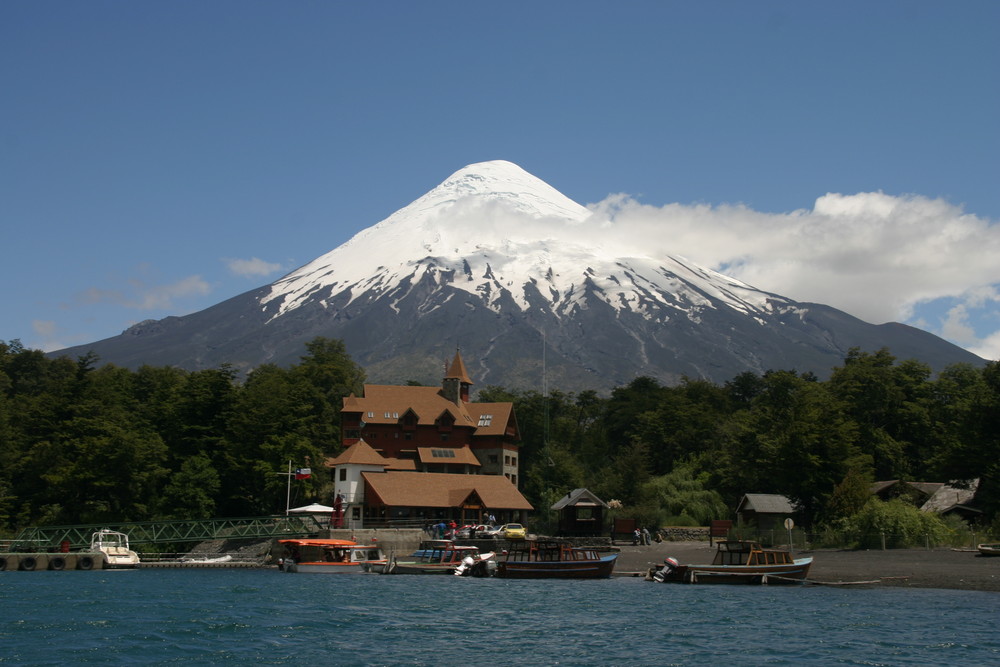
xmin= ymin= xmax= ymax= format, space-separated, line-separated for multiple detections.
xmin=31 ymin=320 xmax=65 ymax=352
xmin=940 ymin=304 xmax=977 ymax=344
xmin=580 ymin=191 xmax=1000 ymax=358
xmin=968 ymin=330 xmax=1000 ymax=361
xmin=225 ymin=257 xmax=283 ymax=278
xmin=132 ymin=275 xmax=211 ymax=310
xmin=32 ymin=319 xmax=57 ymax=338
xmin=76 ymin=274 xmax=210 ymax=311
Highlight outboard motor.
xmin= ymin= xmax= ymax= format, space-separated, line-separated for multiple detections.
xmin=454 ymin=555 xmax=476 ymax=576
xmin=652 ymin=557 xmax=679 ymax=582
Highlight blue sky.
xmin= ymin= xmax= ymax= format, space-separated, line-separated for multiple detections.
xmin=3 ymin=1 xmax=999 ymax=361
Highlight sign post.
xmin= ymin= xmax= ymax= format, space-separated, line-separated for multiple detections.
xmin=784 ymin=517 xmax=795 ymax=553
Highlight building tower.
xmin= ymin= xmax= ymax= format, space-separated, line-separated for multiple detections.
xmin=441 ymin=349 xmax=473 ymax=404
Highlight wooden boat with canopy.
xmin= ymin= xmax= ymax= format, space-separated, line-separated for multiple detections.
xmin=495 ymin=539 xmax=618 ymax=579
xmin=649 ymin=540 xmax=812 ymax=584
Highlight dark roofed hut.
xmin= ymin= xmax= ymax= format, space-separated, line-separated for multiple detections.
xmin=551 ymin=488 xmax=609 ymax=537
xmin=736 ymin=493 xmax=797 ymax=533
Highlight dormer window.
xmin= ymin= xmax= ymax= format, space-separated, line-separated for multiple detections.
xmin=367 ymin=411 xmax=374 ymax=418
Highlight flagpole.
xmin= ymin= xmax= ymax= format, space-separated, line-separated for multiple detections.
xmin=276 ymin=461 xmax=311 ymax=516
xmin=285 ymin=459 xmax=292 ymax=515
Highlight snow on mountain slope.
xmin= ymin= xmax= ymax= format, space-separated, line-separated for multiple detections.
xmin=260 ymin=160 xmax=796 ymax=324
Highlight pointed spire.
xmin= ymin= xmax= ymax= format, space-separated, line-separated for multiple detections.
xmin=442 ymin=348 xmax=473 ymax=404
xmin=445 ymin=349 xmax=473 ymax=385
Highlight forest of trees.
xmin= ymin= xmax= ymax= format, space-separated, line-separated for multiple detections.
xmin=1 ymin=337 xmax=997 ymax=540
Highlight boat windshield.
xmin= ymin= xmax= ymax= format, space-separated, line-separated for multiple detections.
xmin=91 ymin=532 xmax=128 ymax=550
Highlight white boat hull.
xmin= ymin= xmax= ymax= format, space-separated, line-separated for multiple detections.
xmin=286 ymin=561 xmax=383 ymax=574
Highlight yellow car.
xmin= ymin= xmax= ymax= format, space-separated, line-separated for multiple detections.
xmin=502 ymin=523 xmax=527 ymax=540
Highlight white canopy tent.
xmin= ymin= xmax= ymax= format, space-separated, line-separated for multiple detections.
xmin=288 ymin=503 xmax=334 ymax=513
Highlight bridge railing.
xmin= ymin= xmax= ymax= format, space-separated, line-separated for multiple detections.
xmin=6 ymin=515 xmax=326 ymax=552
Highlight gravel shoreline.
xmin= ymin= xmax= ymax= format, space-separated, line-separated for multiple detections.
xmin=612 ymin=541 xmax=1000 ymax=592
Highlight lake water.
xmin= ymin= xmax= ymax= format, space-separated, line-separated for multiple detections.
xmin=1 ymin=569 xmax=997 ymax=665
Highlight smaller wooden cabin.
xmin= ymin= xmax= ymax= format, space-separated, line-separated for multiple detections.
xmin=736 ymin=493 xmax=797 ymax=532
xmin=551 ymin=488 xmax=608 ymax=537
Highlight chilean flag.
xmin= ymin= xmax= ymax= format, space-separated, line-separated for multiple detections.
xmin=294 ymin=468 xmax=312 ymax=480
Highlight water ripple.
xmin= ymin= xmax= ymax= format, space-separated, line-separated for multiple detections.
xmin=1 ymin=570 xmax=997 ymax=665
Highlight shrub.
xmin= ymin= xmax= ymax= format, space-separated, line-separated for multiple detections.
xmin=640 ymin=465 xmax=729 ymax=526
xmin=837 ymin=498 xmax=950 ymax=549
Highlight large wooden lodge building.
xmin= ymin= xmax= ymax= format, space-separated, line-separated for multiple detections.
xmin=327 ymin=351 xmax=533 ymax=527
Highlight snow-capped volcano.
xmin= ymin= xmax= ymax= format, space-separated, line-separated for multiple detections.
xmin=54 ymin=160 xmax=983 ymax=391
xmin=261 ymin=160 xmax=787 ymax=326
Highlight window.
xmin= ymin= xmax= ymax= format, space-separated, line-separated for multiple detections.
xmin=477 ymin=414 xmax=493 ymax=427
xmin=440 ymin=433 xmax=449 ymax=441
xmin=511 ymin=457 xmax=517 ymax=466
xmin=431 ymin=449 xmax=456 ymax=458
xmin=404 ymin=433 xmax=413 ymax=440
xmin=488 ymin=455 xmax=498 ymax=464
xmin=367 ymin=411 xmax=374 ymax=418
xmin=339 ymin=468 xmax=347 ymax=481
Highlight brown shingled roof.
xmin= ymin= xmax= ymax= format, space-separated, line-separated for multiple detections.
xmin=362 ymin=471 xmax=533 ymax=510
xmin=467 ymin=402 xmax=517 ymax=437
xmin=383 ymin=457 xmax=417 ymax=471
xmin=417 ymin=446 xmax=481 ymax=466
xmin=346 ymin=384 xmax=475 ymax=426
xmin=327 ymin=439 xmax=387 ymax=466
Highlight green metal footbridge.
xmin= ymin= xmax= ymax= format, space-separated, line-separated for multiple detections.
xmin=6 ymin=515 xmax=326 ymax=552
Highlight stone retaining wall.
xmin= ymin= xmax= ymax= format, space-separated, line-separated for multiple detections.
xmin=657 ymin=527 xmax=709 ymax=541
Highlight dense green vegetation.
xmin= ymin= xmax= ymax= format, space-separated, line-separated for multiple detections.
xmin=2 ymin=338 xmax=997 ymax=540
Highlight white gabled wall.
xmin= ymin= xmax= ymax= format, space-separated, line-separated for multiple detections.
xmin=333 ymin=463 xmax=385 ymax=504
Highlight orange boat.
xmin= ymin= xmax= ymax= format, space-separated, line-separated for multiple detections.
xmin=278 ymin=538 xmax=386 ymax=574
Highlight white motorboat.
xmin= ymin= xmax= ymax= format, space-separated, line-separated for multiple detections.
xmin=90 ymin=529 xmax=141 ymax=569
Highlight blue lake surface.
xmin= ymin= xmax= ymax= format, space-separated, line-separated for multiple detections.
xmin=1 ymin=569 xmax=998 ymax=665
